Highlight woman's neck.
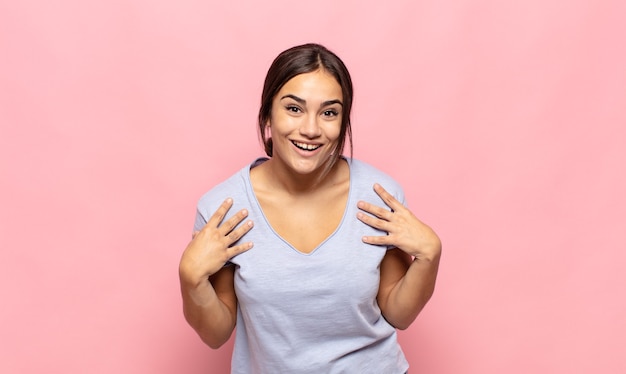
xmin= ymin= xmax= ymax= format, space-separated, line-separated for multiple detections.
xmin=256 ymin=157 xmax=347 ymax=196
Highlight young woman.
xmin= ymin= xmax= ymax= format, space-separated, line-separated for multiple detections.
xmin=179 ymin=43 xmax=441 ymax=373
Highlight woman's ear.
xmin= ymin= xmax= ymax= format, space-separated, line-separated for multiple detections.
xmin=265 ymin=120 xmax=271 ymax=137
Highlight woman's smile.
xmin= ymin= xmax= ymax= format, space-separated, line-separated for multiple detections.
xmin=291 ymin=140 xmax=322 ymax=151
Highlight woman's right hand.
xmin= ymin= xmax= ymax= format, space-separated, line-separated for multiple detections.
xmin=179 ymin=198 xmax=254 ymax=287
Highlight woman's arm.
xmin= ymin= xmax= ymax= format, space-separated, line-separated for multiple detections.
xmin=180 ymin=266 xmax=238 ymax=348
xmin=179 ymin=198 xmax=254 ymax=348
xmin=377 ymin=247 xmax=440 ymax=329
xmin=357 ymin=183 xmax=442 ymax=329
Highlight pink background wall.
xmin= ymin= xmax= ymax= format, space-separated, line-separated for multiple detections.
xmin=1 ymin=0 xmax=625 ymax=372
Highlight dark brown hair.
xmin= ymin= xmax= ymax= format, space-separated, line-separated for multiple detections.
xmin=258 ymin=43 xmax=353 ymax=166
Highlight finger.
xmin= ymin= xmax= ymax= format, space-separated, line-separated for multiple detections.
xmin=357 ymin=200 xmax=393 ymax=221
xmin=362 ymin=234 xmax=395 ymax=247
xmin=357 ymin=211 xmax=392 ymax=232
xmin=226 ymin=241 xmax=254 ymax=258
xmin=373 ymin=184 xmax=403 ymax=211
xmin=225 ymin=220 xmax=254 ymax=245
xmin=206 ymin=198 xmax=234 ymax=228
xmin=218 ymin=208 xmax=249 ymax=236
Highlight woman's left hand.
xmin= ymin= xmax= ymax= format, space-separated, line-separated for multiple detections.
xmin=357 ymin=183 xmax=441 ymax=261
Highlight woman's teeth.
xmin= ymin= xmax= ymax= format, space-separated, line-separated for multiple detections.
xmin=292 ymin=141 xmax=321 ymax=151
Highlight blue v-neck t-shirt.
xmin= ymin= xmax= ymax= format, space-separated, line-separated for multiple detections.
xmin=194 ymin=158 xmax=410 ymax=374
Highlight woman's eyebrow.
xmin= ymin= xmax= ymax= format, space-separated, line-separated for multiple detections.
xmin=280 ymin=94 xmax=343 ymax=107
xmin=321 ymin=99 xmax=343 ymax=107
xmin=280 ymin=94 xmax=306 ymax=105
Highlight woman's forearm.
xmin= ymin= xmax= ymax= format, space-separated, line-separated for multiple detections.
xmin=179 ymin=271 xmax=237 ymax=349
xmin=383 ymin=253 xmax=441 ymax=330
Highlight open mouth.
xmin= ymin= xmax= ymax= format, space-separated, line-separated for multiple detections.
xmin=292 ymin=140 xmax=322 ymax=152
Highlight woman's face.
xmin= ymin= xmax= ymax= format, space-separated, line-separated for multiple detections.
xmin=267 ymin=69 xmax=343 ymax=176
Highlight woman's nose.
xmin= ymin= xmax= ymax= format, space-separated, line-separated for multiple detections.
xmin=299 ymin=114 xmax=322 ymax=138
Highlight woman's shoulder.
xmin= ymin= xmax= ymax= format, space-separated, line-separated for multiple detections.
xmin=198 ymin=170 xmax=244 ymax=205
xmin=196 ymin=158 xmax=266 ymax=209
xmin=348 ymin=158 xmax=405 ymax=201
xmin=349 ymin=158 xmax=401 ymax=185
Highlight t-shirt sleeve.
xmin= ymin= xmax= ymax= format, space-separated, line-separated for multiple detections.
xmin=394 ymin=185 xmax=407 ymax=207
xmin=191 ymin=200 xmax=236 ymax=267
xmin=193 ymin=206 xmax=208 ymax=233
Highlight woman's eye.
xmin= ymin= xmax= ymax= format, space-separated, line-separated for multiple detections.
xmin=323 ymin=110 xmax=338 ymax=117
xmin=286 ymin=105 xmax=301 ymax=113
